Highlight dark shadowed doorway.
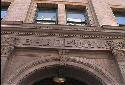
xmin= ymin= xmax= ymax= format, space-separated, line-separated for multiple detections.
xmin=33 ymin=77 xmax=87 ymax=85
xmin=19 ymin=65 xmax=105 ymax=85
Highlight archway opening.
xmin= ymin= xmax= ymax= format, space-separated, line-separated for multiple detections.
xmin=19 ymin=65 xmax=105 ymax=85
xmin=33 ymin=77 xmax=87 ymax=85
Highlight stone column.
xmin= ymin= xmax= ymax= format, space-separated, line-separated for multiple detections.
xmin=5 ymin=0 xmax=32 ymax=22
xmin=58 ymin=4 xmax=66 ymax=25
xmin=91 ymin=0 xmax=118 ymax=26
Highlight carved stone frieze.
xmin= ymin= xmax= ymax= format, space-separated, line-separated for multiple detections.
xmin=14 ymin=36 xmax=110 ymax=50
xmin=1 ymin=35 xmax=124 ymax=58
xmin=1 ymin=23 xmax=125 ymax=40
xmin=106 ymin=39 xmax=125 ymax=50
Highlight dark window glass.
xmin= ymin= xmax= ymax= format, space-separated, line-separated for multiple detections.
xmin=115 ymin=14 xmax=125 ymax=26
xmin=67 ymin=11 xmax=87 ymax=26
xmin=36 ymin=9 xmax=57 ymax=24
xmin=1 ymin=6 xmax=8 ymax=20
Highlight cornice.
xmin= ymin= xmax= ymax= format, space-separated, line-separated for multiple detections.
xmin=1 ymin=22 xmax=125 ymax=39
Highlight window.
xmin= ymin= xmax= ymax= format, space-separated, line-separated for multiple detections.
xmin=113 ymin=8 xmax=125 ymax=26
xmin=1 ymin=2 xmax=10 ymax=20
xmin=66 ymin=5 xmax=89 ymax=26
xmin=1 ymin=6 xmax=8 ymax=20
xmin=36 ymin=3 xmax=58 ymax=24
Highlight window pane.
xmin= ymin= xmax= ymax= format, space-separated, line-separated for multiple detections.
xmin=116 ymin=16 xmax=125 ymax=25
xmin=1 ymin=7 xmax=8 ymax=19
xmin=37 ymin=10 xmax=57 ymax=21
xmin=67 ymin=12 xmax=85 ymax=22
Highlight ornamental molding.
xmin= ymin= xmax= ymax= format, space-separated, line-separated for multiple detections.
xmin=1 ymin=35 xmax=124 ymax=54
xmin=1 ymin=24 xmax=125 ymax=39
xmin=1 ymin=35 xmax=124 ymax=58
xmin=7 ymin=56 xmax=117 ymax=85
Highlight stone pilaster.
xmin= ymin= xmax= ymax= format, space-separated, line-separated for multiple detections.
xmin=58 ymin=4 xmax=66 ymax=25
xmin=4 ymin=0 xmax=32 ymax=22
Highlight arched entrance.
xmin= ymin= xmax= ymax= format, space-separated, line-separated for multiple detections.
xmin=19 ymin=65 xmax=106 ymax=85
xmin=6 ymin=55 xmax=117 ymax=85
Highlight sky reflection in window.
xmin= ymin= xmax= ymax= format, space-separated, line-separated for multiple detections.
xmin=67 ymin=12 xmax=85 ymax=22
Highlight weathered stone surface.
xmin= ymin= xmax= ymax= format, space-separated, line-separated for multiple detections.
xmin=1 ymin=0 xmax=125 ymax=85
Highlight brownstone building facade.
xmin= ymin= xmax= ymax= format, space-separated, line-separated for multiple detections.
xmin=1 ymin=0 xmax=125 ymax=85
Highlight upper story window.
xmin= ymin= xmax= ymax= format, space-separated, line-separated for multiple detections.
xmin=113 ymin=8 xmax=125 ymax=26
xmin=36 ymin=3 xmax=58 ymax=24
xmin=66 ymin=5 xmax=89 ymax=26
xmin=1 ymin=2 xmax=10 ymax=20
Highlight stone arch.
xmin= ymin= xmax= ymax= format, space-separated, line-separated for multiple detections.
xmin=6 ymin=56 xmax=118 ymax=85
